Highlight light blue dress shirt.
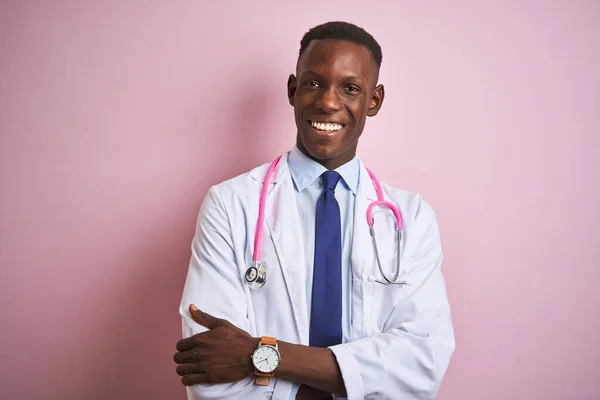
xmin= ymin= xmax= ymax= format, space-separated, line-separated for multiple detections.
xmin=286 ymin=145 xmax=359 ymax=399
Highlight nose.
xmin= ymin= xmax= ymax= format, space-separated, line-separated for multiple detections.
xmin=315 ymin=87 xmax=342 ymax=113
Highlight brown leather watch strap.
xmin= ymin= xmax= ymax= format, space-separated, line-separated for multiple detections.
xmin=254 ymin=373 xmax=271 ymax=386
xmin=261 ymin=336 xmax=277 ymax=346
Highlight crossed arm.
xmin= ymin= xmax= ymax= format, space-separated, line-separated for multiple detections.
xmin=174 ymin=188 xmax=345 ymax=399
xmin=174 ymin=304 xmax=345 ymax=397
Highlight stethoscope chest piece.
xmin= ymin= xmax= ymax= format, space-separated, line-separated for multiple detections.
xmin=245 ymin=261 xmax=268 ymax=290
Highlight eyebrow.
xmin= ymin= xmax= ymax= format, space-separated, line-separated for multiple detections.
xmin=302 ymin=70 xmax=366 ymax=82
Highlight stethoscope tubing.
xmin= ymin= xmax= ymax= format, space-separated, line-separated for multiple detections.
xmin=249 ymin=155 xmax=406 ymax=287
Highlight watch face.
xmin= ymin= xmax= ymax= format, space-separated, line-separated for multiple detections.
xmin=252 ymin=345 xmax=280 ymax=373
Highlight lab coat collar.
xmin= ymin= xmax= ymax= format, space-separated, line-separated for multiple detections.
xmin=357 ymin=159 xmax=378 ymax=202
xmin=248 ymin=152 xmax=290 ymax=185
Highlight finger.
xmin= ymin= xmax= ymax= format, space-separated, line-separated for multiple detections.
xmin=176 ymin=362 xmax=204 ymax=376
xmin=181 ymin=372 xmax=209 ymax=386
xmin=176 ymin=334 xmax=201 ymax=352
xmin=189 ymin=304 xmax=224 ymax=330
xmin=173 ymin=348 xmax=201 ymax=365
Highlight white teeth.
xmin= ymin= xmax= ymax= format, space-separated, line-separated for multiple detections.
xmin=311 ymin=121 xmax=343 ymax=131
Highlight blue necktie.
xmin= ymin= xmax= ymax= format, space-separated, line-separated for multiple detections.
xmin=310 ymin=171 xmax=343 ymax=348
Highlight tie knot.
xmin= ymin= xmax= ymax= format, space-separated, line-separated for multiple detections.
xmin=321 ymin=171 xmax=341 ymax=191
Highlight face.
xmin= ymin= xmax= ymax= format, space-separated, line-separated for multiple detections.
xmin=287 ymin=39 xmax=384 ymax=170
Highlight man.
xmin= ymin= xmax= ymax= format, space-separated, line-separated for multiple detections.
xmin=174 ymin=21 xmax=455 ymax=399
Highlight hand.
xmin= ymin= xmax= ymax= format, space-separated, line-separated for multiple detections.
xmin=296 ymin=384 xmax=332 ymax=400
xmin=174 ymin=304 xmax=259 ymax=386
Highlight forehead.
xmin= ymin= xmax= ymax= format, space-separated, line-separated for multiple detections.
xmin=297 ymin=39 xmax=376 ymax=83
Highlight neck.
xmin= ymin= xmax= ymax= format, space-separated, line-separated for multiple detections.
xmin=296 ymin=138 xmax=357 ymax=171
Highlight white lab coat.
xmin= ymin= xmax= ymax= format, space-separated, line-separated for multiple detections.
xmin=179 ymin=152 xmax=455 ymax=400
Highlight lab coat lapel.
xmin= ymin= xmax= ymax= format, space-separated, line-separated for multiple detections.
xmin=349 ymin=160 xmax=378 ymax=339
xmin=262 ymin=154 xmax=309 ymax=344
xmin=351 ymin=160 xmax=378 ymax=275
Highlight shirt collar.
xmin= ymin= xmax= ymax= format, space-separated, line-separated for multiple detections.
xmin=288 ymin=145 xmax=359 ymax=194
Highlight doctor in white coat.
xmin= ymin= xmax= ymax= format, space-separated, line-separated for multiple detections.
xmin=174 ymin=21 xmax=455 ymax=400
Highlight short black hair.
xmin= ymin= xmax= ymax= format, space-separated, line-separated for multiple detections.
xmin=298 ymin=21 xmax=383 ymax=70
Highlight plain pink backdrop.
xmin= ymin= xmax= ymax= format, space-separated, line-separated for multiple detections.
xmin=1 ymin=1 xmax=599 ymax=399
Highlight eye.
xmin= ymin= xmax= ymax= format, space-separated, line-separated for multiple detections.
xmin=344 ymin=84 xmax=361 ymax=93
xmin=303 ymin=80 xmax=321 ymax=88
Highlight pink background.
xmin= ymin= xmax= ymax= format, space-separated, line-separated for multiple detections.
xmin=1 ymin=1 xmax=599 ymax=399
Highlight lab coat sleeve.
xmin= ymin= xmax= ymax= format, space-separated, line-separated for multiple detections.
xmin=179 ymin=186 xmax=292 ymax=400
xmin=329 ymin=199 xmax=455 ymax=400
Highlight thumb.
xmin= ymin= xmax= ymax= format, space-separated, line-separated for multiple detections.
xmin=189 ymin=304 xmax=222 ymax=329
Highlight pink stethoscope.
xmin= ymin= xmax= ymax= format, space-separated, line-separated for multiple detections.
xmin=244 ymin=155 xmax=407 ymax=290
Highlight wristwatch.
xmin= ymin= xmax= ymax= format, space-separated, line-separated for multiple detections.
xmin=251 ymin=336 xmax=281 ymax=386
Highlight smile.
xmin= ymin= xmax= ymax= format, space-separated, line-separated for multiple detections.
xmin=309 ymin=120 xmax=344 ymax=132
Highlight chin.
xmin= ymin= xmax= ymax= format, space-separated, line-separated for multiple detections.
xmin=300 ymin=138 xmax=339 ymax=159
xmin=311 ymin=146 xmax=341 ymax=160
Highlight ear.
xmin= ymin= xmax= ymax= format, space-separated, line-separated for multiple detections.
xmin=287 ymin=74 xmax=297 ymax=106
xmin=366 ymin=84 xmax=385 ymax=117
